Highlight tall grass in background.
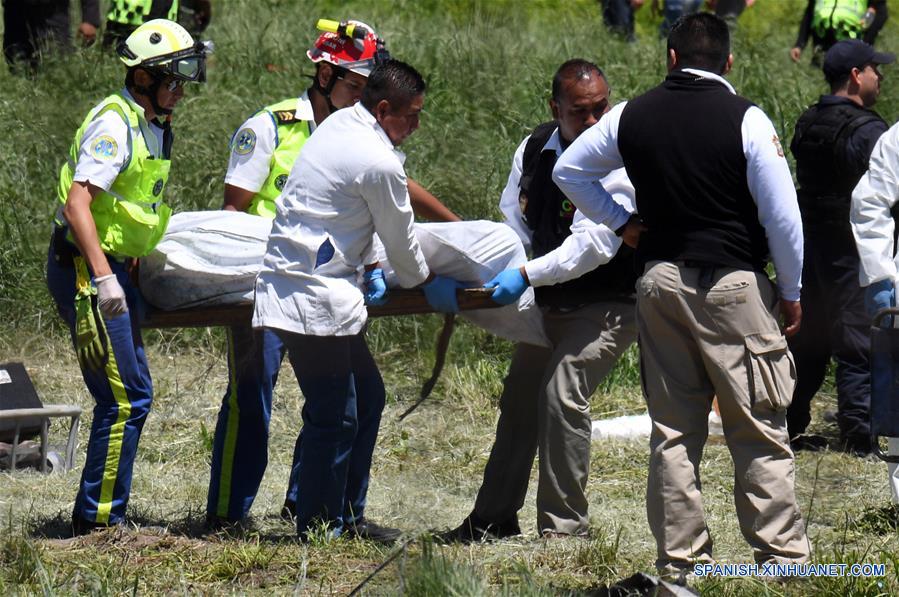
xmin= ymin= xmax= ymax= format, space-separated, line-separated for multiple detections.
xmin=0 ymin=0 xmax=897 ymax=368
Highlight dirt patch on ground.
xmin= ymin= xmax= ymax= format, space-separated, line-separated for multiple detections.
xmin=42 ymin=525 xmax=212 ymax=552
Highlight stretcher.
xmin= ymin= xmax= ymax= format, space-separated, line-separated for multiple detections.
xmin=140 ymin=288 xmax=498 ymax=328
xmin=140 ymin=288 xmax=500 ymax=419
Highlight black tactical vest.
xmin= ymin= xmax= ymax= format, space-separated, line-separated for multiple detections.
xmin=791 ymin=100 xmax=885 ymax=228
xmin=519 ymin=122 xmax=636 ymax=308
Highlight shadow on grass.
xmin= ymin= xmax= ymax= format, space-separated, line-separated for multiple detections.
xmin=25 ymin=507 xmax=299 ymax=544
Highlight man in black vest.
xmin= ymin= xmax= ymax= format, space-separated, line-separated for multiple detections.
xmin=787 ymin=40 xmax=892 ymax=456
xmin=439 ymin=60 xmax=639 ymax=541
xmin=554 ymin=13 xmax=809 ymax=576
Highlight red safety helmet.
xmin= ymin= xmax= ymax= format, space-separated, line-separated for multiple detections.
xmin=306 ymin=20 xmax=380 ymax=77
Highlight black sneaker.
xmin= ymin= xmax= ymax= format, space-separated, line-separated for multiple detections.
xmin=436 ymin=512 xmax=521 ymax=544
xmin=344 ymin=517 xmax=402 ymax=544
xmin=71 ymin=516 xmax=112 ymax=537
xmin=841 ymin=435 xmax=873 ymax=458
xmin=790 ymin=433 xmax=828 ymax=452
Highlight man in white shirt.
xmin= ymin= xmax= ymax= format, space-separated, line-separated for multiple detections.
xmin=207 ymin=19 xmax=459 ymax=528
xmin=253 ymin=59 xmax=463 ymax=541
xmin=851 ymin=121 xmax=899 ymax=504
xmin=439 ymin=60 xmax=639 ymax=541
xmin=553 ymin=13 xmax=809 ymax=577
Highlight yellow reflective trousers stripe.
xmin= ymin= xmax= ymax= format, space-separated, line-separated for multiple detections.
xmin=95 ymin=342 xmax=132 ymax=524
xmin=216 ymin=329 xmax=241 ymax=517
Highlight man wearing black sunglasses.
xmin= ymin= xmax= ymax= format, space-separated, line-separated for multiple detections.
xmin=46 ymin=19 xmax=211 ymax=536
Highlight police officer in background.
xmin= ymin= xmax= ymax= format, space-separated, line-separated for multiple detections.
xmin=554 ymin=13 xmax=809 ymax=577
xmin=103 ymin=0 xmax=211 ymax=47
xmin=787 ymin=40 xmax=893 ymax=455
xmin=208 ymin=20 xmax=459 ymax=527
xmin=440 ymin=59 xmax=639 ymax=542
xmin=46 ymin=19 xmax=210 ymax=535
xmin=790 ymin=0 xmax=886 ymax=65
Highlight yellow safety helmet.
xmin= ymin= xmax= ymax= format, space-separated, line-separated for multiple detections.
xmin=117 ymin=19 xmax=212 ymax=82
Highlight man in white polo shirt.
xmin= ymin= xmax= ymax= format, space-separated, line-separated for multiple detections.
xmin=253 ymin=59 xmax=463 ymax=541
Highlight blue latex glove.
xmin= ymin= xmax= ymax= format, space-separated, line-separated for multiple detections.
xmin=423 ymin=275 xmax=465 ymax=313
xmin=363 ymin=268 xmax=388 ymax=306
xmin=866 ymin=278 xmax=895 ymax=327
xmin=484 ymin=268 xmax=529 ymax=306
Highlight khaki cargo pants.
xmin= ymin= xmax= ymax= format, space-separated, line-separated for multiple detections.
xmin=637 ymin=261 xmax=810 ymax=572
xmin=473 ymin=300 xmax=638 ymax=535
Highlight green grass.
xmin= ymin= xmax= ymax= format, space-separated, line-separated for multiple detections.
xmin=2 ymin=0 xmax=899 ymax=594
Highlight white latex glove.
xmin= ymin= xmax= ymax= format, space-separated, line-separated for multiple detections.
xmin=94 ymin=274 xmax=128 ymax=317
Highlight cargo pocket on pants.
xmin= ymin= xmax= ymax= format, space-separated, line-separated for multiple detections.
xmin=745 ymin=331 xmax=796 ymax=413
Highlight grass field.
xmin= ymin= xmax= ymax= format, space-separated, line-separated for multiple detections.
xmin=2 ymin=0 xmax=899 ymax=594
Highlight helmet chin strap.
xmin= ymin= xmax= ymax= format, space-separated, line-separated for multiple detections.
xmin=132 ymin=70 xmax=172 ymax=117
xmin=312 ymin=65 xmax=345 ymax=114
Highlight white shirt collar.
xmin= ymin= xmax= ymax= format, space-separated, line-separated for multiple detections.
xmin=296 ymin=91 xmax=316 ymax=131
xmin=681 ymin=68 xmax=736 ymax=95
xmin=543 ymin=127 xmax=564 ymax=156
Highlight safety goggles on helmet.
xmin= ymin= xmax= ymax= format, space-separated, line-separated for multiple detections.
xmin=122 ymin=40 xmax=214 ymax=83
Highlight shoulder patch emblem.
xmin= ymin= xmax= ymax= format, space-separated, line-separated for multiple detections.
xmin=152 ymin=179 xmax=164 ymax=196
xmin=233 ymin=128 xmax=257 ymax=155
xmin=772 ymin=134 xmax=784 ymax=158
xmin=275 ymin=174 xmax=288 ymax=191
xmin=274 ymin=110 xmax=298 ymax=125
xmin=91 ymin=135 xmax=118 ymax=160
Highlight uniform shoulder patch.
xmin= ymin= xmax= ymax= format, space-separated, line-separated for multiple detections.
xmin=273 ymin=110 xmax=301 ymax=125
xmin=232 ymin=128 xmax=257 ymax=155
xmin=90 ymin=135 xmax=118 ymax=160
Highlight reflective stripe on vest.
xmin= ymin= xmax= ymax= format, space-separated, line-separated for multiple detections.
xmin=812 ymin=0 xmax=866 ymax=40
xmin=245 ymin=98 xmax=313 ymax=219
xmin=107 ymin=0 xmax=179 ymax=27
xmin=57 ymin=93 xmax=172 ymax=258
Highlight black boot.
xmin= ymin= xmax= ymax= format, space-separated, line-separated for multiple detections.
xmin=436 ymin=511 xmax=521 ymax=544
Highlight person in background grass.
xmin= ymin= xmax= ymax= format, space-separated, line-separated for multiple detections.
xmin=206 ymin=20 xmax=460 ymax=529
xmin=46 ymin=19 xmax=211 ymax=536
xmin=786 ymin=40 xmax=892 ymax=457
xmin=652 ymin=0 xmax=703 ymax=37
xmin=3 ymin=0 xmax=100 ymax=73
xmin=438 ymin=59 xmax=639 ymax=543
xmin=599 ymin=0 xmax=645 ymax=42
xmin=252 ymin=59 xmax=465 ymax=542
xmin=707 ymin=0 xmax=755 ymax=28
xmin=554 ymin=12 xmax=810 ymax=579
xmin=103 ymin=0 xmax=211 ymax=48
xmin=790 ymin=0 xmax=887 ymax=66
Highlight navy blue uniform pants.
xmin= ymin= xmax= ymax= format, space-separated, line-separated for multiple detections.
xmin=207 ymin=325 xmax=288 ymax=521
xmin=787 ymin=229 xmax=871 ymax=442
xmin=47 ymin=242 xmax=152 ymax=526
xmin=276 ymin=330 xmax=386 ymax=537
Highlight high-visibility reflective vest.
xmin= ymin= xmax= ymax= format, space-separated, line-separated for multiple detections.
xmin=57 ymin=93 xmax=172 ymax=258
xmin=107 ymin=0 xmax=179 ymax=27
xmin=244 ymin=98 xmax=313 ymax=219
xmin=812 ymin=0 xmax=866 ymax=41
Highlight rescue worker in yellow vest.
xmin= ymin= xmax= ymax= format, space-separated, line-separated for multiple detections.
xmin=207 ymin=19 xmax=460 ymax=526
xmin=103 ymin=0 xmax=211 ymax=48
xmin=47 ymin=19 xmax=211 ymax=535
xmin=790 ymin=0 xmax=878 ymax=65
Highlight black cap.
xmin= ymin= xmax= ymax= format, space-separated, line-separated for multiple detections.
xmin=823 ymin=40 xmax=895 ymax=80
